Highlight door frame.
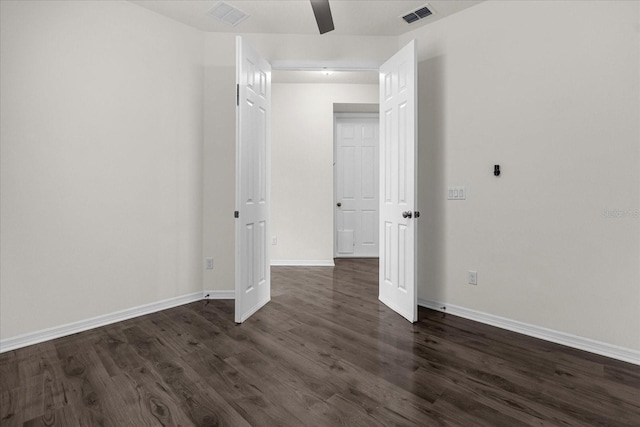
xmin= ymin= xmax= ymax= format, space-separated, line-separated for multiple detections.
xmin=333 ymin=112 xmax=380 ymax=258
xmin=234 ymin=45 xmax=418 ymax=321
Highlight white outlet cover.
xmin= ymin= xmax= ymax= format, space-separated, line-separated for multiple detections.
xmin=468 ymin=270 xmax=477 ymax=285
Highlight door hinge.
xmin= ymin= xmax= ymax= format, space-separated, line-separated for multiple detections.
xmin=234 ymin=210 xmax=239 ymax=218
xmin=236 ymin=84 xmax=239 ymax=106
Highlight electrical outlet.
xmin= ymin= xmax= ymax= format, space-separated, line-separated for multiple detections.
xmin=206 ymin=257 xmax=214 ymax=270
xmin=271 ymin=236 xmax=277 ymax=245
xmin=468 ymin=270 xmax=477 ymax=285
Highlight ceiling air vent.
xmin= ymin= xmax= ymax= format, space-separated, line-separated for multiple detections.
xmin=402 ymin=4 xmax=434 ymax=24
xmin=206 ymin=1 xmax=249 ymax=27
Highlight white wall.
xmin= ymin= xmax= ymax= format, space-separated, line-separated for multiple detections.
xmin=402 ymin=0 xmax=640 ymax=351
xmin=202 ymin=33 xmax=396 ymax=289
xmin=202 ymin=36 xmax=236 ymax=292
xmin=270 ymin=83 xmax=379 ymax=263
xmin=0 ymin=1 xmax=204 ymax=341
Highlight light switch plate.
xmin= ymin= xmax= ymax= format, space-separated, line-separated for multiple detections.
xmin=448 ymin=186 xmax=466 ymax=200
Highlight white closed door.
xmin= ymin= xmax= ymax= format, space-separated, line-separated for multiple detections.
xmin=335 ymin=116 xmax=379 ymax=257
xmin=235 ymin=36 xmax=271 ymax=323
xmin=379 ymin=40 xmax=418 ymax=323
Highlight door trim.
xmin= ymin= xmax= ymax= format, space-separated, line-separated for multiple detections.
xmin=333 ymin=112 xmax=380 ymax=258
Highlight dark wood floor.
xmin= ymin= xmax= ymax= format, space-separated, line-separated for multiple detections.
xmin=1 ymin=259 xmax=639 ymax=426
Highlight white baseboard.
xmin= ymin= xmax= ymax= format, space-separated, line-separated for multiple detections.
xmin=271 ymin=260 xmax=335 ymax=267
xmin=0 ymin=292 xmax=204 ymax=353
xmin=203 ymin=290 xmax=235 ymax=299
xmin=7 ymin=290 xmax=635 ymax=366
xmin=418 ymin=298 xmax=640 ymax=366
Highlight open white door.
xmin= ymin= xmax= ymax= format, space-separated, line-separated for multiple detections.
xmin=235 ymin=36 xmax=271 ymax=323
xmin=379 ymin=40 xmax=418 ymax=322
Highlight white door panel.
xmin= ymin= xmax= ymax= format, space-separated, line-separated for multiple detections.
xmin=335 ymin=117 xmax=379 ymax=258
xmin=379 ymin=40 xmax=417 ymax=322
xmin=235 ymin=36 xmax=271 ymax=323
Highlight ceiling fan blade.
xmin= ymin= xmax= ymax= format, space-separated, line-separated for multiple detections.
xmin=310 ymin=0 xmax=335 ymax=34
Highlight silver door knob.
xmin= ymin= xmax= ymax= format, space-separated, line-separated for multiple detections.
xmin=402 ymin=211 xmax=412 ymax=218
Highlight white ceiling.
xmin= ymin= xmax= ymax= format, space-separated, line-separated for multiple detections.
xmin=129 ymin=0 xmax=482 ymax=36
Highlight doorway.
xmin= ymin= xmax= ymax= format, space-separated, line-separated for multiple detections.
xmin=269 ymin=71 xmax=379 ymax=266
xmin=334 ymin=113 xmax=379 ymax=258
xmin=239 ymin=39 xmax=418 ymax=324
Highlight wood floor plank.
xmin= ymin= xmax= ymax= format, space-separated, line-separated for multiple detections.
xmin=162 ymin=304 xmax=248 ymax=359
xmin=121 ymin=324 xmax=250 ymax=426
xmin=0 ymin=388 xmax=20 ymax=427
xmin=226 ymin=312 xmax=455 ymax=425
xmin=2 ymin=258 xmax=639 ymax=426
xmin=0 ymin=351 xmax=19 ymax=391
xmin=186 ymin=350 xmax=317 ymax=426
xmin=11 ymin=346 xmax=69 ymax=426
xmin=22 ymin=404 xmax=81 ymax=427
xmin=412 ymin=314 xmax=640 ymax=424
xmin=54 ymin=346 xmax=117 ymax=426
xmin=92 ymin=329 xmax=145 ymax=377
